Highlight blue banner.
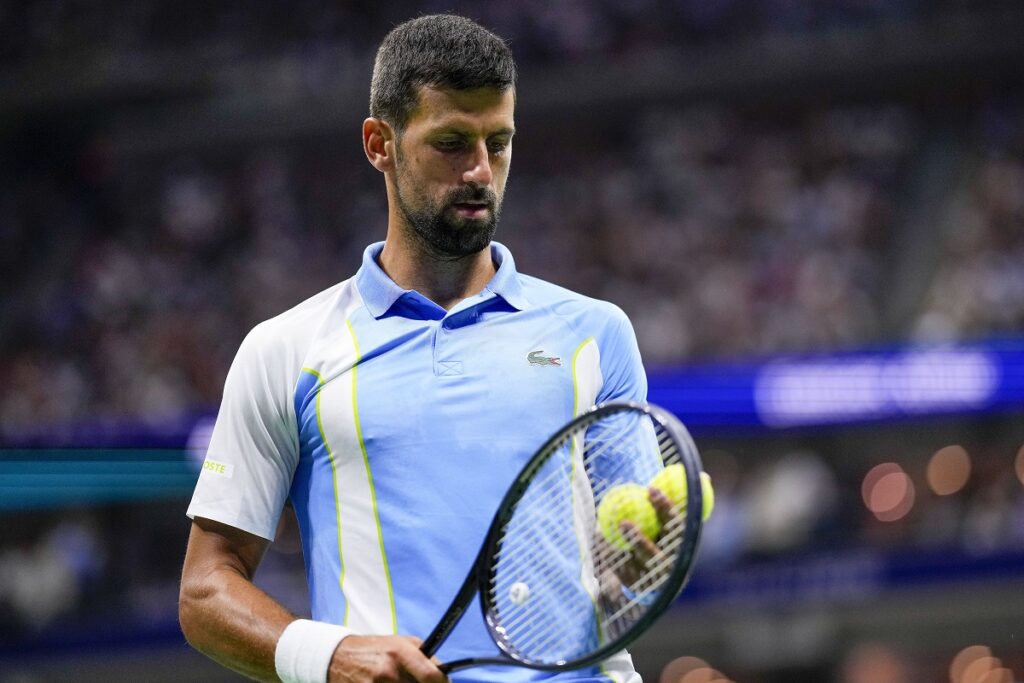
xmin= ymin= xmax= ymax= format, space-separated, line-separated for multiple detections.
xmin=650 ymin=337 xmax=1024 ymax=430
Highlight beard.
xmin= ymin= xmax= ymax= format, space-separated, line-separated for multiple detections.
xmin=393 ymin=162 xmax=502 ymax=258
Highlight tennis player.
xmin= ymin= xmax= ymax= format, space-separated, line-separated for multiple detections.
xmin=181 ymin=15 xmax=648 ymax=683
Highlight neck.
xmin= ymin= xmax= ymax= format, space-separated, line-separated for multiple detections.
xmin=378 ymin=223 xmax=497 ymax=311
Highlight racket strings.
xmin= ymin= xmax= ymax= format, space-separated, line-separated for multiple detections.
xmin=486 ymin=408 xmax=696 ymax=666
xmin=489 ymin=420 xmax=648 ymax=603
xmin=602 ymin=518 xmax=686 ymax=625
xmin=487 ymin=419 xmax=643 ymax=656
xmin=486 ymin=425 xmax=633 ymax=630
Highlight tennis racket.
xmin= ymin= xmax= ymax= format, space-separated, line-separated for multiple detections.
xmin=421 ymin=400 xmax=706 ymax=673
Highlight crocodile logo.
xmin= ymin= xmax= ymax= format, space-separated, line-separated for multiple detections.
xmin=528 ymin=350 xmax=561 ymax=366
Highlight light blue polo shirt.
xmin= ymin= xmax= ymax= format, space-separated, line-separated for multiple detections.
xmin=188 ymin=241 xmax=647 ymax=682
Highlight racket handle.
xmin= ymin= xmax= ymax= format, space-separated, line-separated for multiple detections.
xmin=420 ymin=567 xmax=481 ymax=656
xmin=420 ymin=626 xmax=448 ymax=658
xmin=438 ymin=657 xmax=518 ymax=673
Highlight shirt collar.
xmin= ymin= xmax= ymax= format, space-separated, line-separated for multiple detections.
xmin=484 ymin=241 xmax=530 ymax=312
xmin=355 ymin=241 xmax=530 ymax=319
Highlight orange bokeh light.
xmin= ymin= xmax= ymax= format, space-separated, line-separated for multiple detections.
xmin=660 ymin=657 xmax=708 ymax=683
xmin=978 ymin=669 xmax=1013 ymax=683
xmin=863 ymin=462 xmax=915 ymax=521
xmin=950 ymin=645 xmax=992 ymax=683
xmin=927 ymin=445 xmax=971 ymax=496
xmin=680 ymin=668 xmax=723 ymax=683
xmin=960 ymin=656 xmax=1001 ymax=683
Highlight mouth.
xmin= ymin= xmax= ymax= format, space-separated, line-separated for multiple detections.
xmin=452 ymin=202 xmax=490 ymax=219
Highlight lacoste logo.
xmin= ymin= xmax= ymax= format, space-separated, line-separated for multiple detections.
xmin=202 ymin=458 xmax=234 ymax=478
xmin=528 ymin=350 xmax=561 ymax=366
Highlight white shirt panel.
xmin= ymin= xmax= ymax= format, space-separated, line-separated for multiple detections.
xmin=186 ymin=281 xmax=356 ymax=540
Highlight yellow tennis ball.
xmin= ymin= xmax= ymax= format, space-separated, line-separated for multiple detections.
xmin=597 ymin=483 xmax=660 ymax=551
xmin=649 ymin=464 xmax=714 ymax=521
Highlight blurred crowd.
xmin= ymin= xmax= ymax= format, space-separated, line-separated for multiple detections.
xmin=913 ymin=103 xmax=1024 ymax=342
xmin=505 ymin=104 xmax=912 ymax=364
xmin=1 ymin=0 xmax=1022 ymax=431
xmin=0 ymin=0 xmax=1010 ymax=70
xmin=698 ymin=428 xmax=1024 ymax=567
xmin=5 ymin=97 xmax=1024 ymax=429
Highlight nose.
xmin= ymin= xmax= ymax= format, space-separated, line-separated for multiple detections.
xmin=462 ymin=140 xmax=493 ymax=188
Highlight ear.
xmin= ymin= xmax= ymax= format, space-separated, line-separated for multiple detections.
xmin=363 ymin=117 xmax=396 ymax=173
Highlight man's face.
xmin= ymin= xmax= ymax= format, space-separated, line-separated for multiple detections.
xmin=391 ymin=85 xmax=515 ymax=257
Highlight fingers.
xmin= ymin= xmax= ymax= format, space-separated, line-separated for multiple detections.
xmin=648 ymin=486 xmax=677 ymax=529
xmin=395 ymin=636 xmax=447 ymax=683
xmin=330 ymin=635 xmax=448 ymax=683
xmin=400 ymin=636 xmax=446 ymax=678
xmin=619 ymin=521 xmax=661 ymax=565
xmin=617 ymin=521 xmax=666 ymax=587
xmin=603 ymin=486 xmax=686 ymax=594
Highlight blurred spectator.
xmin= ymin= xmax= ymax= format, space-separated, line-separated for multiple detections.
xmin=0 ymin=512 xmax=102 ymax=630
xmin=914 ymin=101 xmax=1024 ymax=343
xmin=742 ymin=450 xmax=840 ymax=555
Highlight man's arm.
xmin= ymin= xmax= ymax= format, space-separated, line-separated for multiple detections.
xmin=179 ymin=517 xmax=446 ymax=683
xmin=180 ymin=516 xmax=289 ymax=679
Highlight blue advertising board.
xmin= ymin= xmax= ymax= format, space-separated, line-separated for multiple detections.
xmin=650 ymin=337 xmax=1024 ymax=430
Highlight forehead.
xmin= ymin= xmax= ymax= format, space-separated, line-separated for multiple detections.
xmin=406 ymin=85 xmax=515 ymax=132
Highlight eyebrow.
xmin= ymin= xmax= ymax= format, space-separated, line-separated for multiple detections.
xmin=429 ymin=125 xmax=516 ymax=138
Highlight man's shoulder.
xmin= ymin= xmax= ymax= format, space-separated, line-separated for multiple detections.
xmin=517 ymin=273 xmax=631 ymax=326
xmin=241 ymin=277 xmax=361 ymax=357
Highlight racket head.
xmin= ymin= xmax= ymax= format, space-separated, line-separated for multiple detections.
xmin=476 ymin=401 xmax=704 ymax=671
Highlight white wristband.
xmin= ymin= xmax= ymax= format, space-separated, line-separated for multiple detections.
xmin=275 ymin=619 xmax=353 ymax=683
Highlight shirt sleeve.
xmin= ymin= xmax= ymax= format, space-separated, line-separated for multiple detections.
xmin=596 ymin=305 xmax=648 ymax=405
xmin=588 ymin=306 xmax=660 ymax=487
xmin=186 ymin=321 xmax=301 ymax=540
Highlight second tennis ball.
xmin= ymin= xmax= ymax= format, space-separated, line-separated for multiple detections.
xmin=597 ymin=483 xmax=661 ymax=551
xmin=649 ymin=464 xmax=715 ymax=521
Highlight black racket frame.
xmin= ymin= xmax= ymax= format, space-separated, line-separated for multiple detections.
xmin=421 ymin=400 xmax=705 ymax=673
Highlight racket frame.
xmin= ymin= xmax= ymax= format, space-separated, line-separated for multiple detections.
xmin=422 ymin=401 xmax=705 ymax=673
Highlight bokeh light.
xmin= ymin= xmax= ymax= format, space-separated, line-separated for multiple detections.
xmin=680 ymin=667 xmax=727 ymax=683
xmin=659 ymin=657 xmax=733 ymax=683
xmin=979 ymin=669 xmax=1014 ymax=683
xmin=950 ymin=645 xmax=992 ymax=683
xmin=927 ymin=445 xmax=971 ymax=495
xmin=660 ymin=656 xmax=708 ymax=683
xmin=842 ymin=642 xmax=910 ymax=683
xmin=960 ymin=656 xmax=1002 ymax=683
xmin=862 ymin=462 xmax=916 ymax=521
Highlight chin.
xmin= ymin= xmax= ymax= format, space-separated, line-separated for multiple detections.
xmin=439 ymin=228 xmax=495 ymax=256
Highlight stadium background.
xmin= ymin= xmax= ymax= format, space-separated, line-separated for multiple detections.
xmin=1 ymin=1 xmax=1023 ymax=681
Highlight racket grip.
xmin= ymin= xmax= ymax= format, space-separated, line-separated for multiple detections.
xmin=420 ymin=629 xmax=445 ymax=658
xmin=437 ymin=657 xmax=508 ymax=673
xmin=420 ymin=565 xmax=481 ymax=657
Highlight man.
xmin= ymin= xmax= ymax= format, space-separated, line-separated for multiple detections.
xmin=180 ymin=15 xmax=646 ymax=683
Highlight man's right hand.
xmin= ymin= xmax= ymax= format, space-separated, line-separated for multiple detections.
xmin=329 ymin=635 xmax=448 ymax=683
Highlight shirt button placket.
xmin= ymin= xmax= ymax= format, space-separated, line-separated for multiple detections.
xmin=434 ymin=319 xmax=463 ymax=377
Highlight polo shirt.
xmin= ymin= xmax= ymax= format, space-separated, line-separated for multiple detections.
xmin=187 ymin=241 xmax=647 ymax=682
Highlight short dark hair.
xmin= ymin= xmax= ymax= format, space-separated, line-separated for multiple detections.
xmin=370 ymin=15 xmax=517 ymax=131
